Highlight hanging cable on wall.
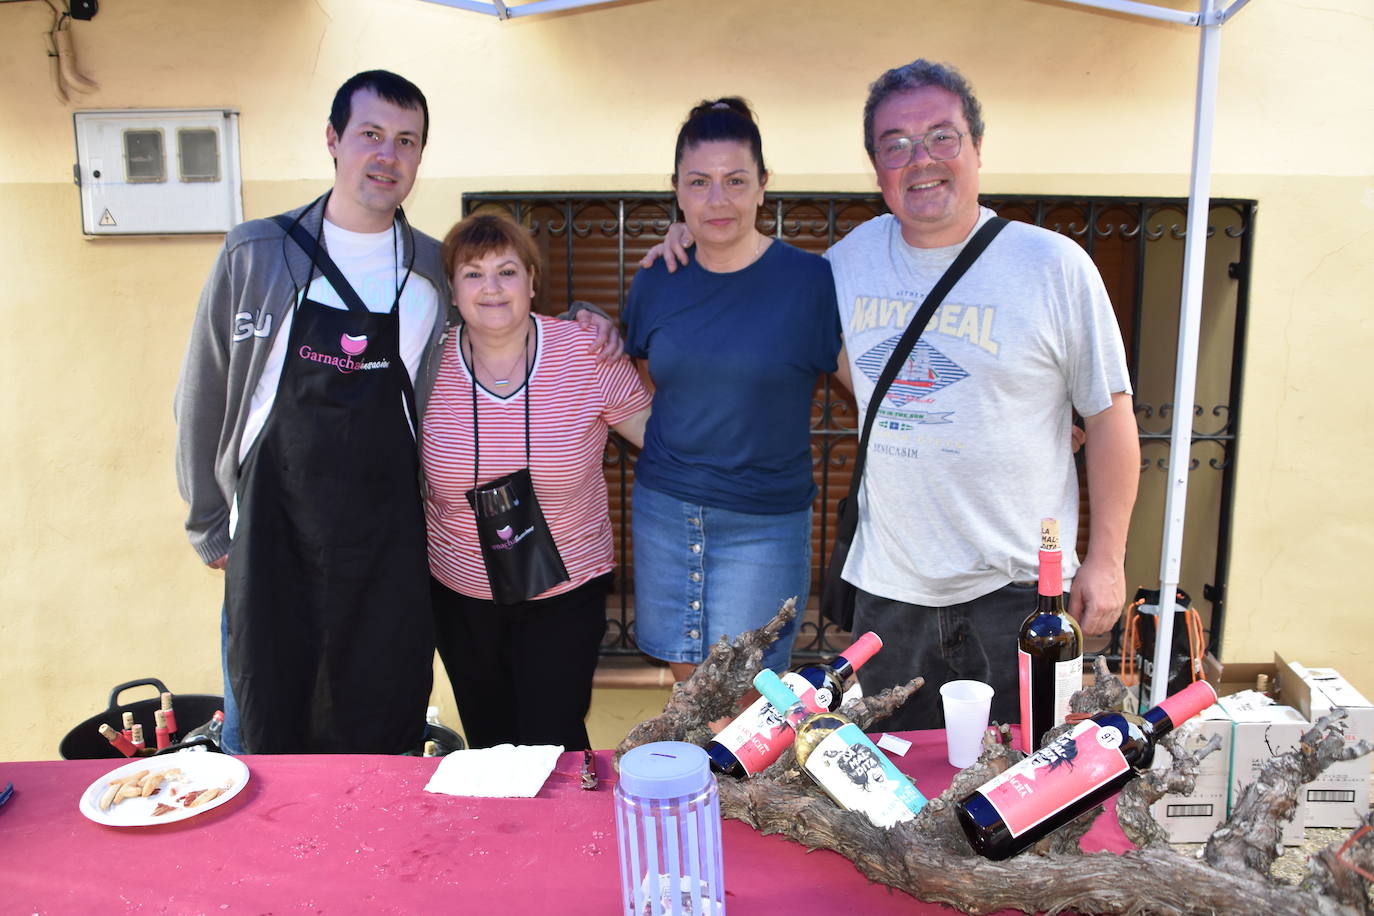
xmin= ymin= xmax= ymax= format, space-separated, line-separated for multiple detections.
xmin=44 ymin=0 xmax=99 ymax=105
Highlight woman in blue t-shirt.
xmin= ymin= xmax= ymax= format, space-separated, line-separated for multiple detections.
xmin=623 ymin=98 xmax=845 ymax=680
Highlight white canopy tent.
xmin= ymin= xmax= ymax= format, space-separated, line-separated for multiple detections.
xmin=416 ymin=0 xmax=623 ymax=18
xmin=418 ymin=0 xmax=1255 ymax=707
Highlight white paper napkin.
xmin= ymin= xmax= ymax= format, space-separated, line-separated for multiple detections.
xmin=423 ymin=744 xmax=565 ymax=798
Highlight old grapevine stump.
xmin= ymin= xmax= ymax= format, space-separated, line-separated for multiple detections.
xmin=616 ymin=604 xmax=1374 ymax=914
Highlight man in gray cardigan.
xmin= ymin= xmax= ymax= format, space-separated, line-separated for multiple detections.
xmin=175 ymin=71 xmax=613 ymax=754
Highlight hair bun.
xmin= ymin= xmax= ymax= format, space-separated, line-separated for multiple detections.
xmin=688 ymin=96 xmax=755 ymax=123
xmin=673 ymin=96 xmax=766 ymax=181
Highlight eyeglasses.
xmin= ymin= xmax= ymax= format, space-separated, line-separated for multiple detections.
xmin=874 ymin=128 xmax=964 ymax=169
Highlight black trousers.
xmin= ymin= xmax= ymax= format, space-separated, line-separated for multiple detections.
xmin=853 ymin=582 xmax=1040 ymax=732
xmin=431 ymin=574 xmax=611 ymax=751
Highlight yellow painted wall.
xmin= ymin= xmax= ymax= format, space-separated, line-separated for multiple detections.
xmin=2 ymin=0 xmax=1370 ymax=761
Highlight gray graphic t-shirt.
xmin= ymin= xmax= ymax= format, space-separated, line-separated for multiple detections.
xmin=826 ymin=208 xmax=1131 ymax=606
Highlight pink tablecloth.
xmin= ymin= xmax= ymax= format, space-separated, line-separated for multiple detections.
xmin=0 ymin=729 xmax=1130 ymax=914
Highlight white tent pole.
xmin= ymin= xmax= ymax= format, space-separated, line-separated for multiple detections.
xmin=1049 ymin=0 xmax=1199 ymax=25
xmin=1151 ymin=0 xmax=1221 ymax=708
xmin=416 ymin=0 xmax=502 ymax=15
xmin=503 ymin=0 xmax=623 ymax=17
xmin=416 ymin=0 xmax=625 ymax=17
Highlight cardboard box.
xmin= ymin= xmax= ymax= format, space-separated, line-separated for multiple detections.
xmin=1216 ymin=695 xmax=1309 ymax=845
xmin=1275 ymin=657 xmax=1374 ymax=828
xmin=1149 ymin=703 xmax=1233 ymax=842
xmin=1210 ymin=658 xmax=1275 ymax=701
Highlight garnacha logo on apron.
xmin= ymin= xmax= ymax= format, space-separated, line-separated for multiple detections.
xmin=297 ymin=332 xmax=393 ymax=373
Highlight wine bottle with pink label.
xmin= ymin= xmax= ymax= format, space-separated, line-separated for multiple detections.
xmin=1017 ymin=518 xmax=1083 ymax=753
xmin=707 ymin=632 xmax=882 ymax=778
xmin=957 ymin=678 xmax=1218 ymax=860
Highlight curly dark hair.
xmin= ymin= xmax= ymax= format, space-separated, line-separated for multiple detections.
xmin=862 ymin=60 xmax=984 ymax=157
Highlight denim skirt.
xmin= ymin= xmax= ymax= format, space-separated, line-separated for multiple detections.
xmin=631 ymin=480 xmax=811 ymax=671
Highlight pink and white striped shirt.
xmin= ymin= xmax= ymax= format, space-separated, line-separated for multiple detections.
xmin=422 ymin=315 xmax=651 ymax=600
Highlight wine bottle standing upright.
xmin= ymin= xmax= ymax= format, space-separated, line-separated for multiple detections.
xmin=754 ymin=669 xmax=927 ymax=828
xmin=1017 ymin=518 xmax=1083 ymax=753
xmin=160 ymin=692 xmax=179 ymax=738
xmin=957 ymin=678 xmax=1218 ymax=860
xmin=706 ymin=631 xmax=883 ymax=778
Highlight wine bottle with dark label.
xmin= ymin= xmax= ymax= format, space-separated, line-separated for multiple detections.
xmin=707 ymin=631 xmax=883 ymax=778
xmin=957 ymin=678 xmax=1217 ymax=860
xmin=1017 ymin=517 xmax=1083 ymax=753
xmin=754 ymin=669 xmax=927 ymax=829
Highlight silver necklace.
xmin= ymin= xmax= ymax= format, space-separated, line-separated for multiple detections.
xmin=471 ymin=338 xmax=527 ymax=387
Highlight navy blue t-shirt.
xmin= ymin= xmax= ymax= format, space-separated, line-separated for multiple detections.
xmin=623 ymin=240 xmax=842 ymax=514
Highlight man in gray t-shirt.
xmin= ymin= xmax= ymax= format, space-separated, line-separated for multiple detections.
xmin=826 ymin=60 xmax=1139 ymax=730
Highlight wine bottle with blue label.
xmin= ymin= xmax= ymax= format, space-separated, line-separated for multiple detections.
xmin=754 ymin=669 xmax=927 ymax=829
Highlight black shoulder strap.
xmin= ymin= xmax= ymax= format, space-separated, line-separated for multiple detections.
xmin=843 ymin=216 xmax=1009 ymax=506
xmin=270 ymin=213 xmax=371 ymax=314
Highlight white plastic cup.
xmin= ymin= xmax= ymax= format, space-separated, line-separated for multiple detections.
xmin=939 ymin=680 xmax=995 ymax=768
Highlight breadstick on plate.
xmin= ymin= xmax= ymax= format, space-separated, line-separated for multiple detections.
xmin=111 ymin=769 xmax=148 ymax=787
xmin=188 ymin=787 xmax=221 ymax=808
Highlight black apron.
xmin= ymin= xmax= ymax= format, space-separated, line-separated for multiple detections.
xmin=225 ymin=197 xmax=433 ymax=754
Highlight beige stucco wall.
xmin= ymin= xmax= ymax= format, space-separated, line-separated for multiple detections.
xmin=1 ymin=0 xmax=1370 ymax=761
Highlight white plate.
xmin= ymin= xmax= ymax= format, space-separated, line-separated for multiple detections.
xmin=79 ymin=752 xmax=250 ymax=827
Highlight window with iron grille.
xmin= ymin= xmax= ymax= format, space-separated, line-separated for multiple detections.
xmin=461 ymin=192 xmax=1254 ymax=664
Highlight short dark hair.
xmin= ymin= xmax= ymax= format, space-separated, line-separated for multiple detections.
xmin=441 ymin=211 xmax=542 ymax=292
xmin=671 ymin=97 xmax=766 ymax=185
xmin=330 ymin=70 xmax=430 ymax=148
xmin=863 ymin=60 xmax=984 ymax=157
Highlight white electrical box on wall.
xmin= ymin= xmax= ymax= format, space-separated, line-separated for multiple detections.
xmin=73 ymin=108 xmax=243 ymax=236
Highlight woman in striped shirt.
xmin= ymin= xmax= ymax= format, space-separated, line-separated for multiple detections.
xmin=422 ymin=212 xmax=651 ymax=751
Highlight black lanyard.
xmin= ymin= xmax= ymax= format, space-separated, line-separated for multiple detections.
xmin=465 ymin=316 xmax=535 ymax=489
xmin=276 ymin=191 xmax=415 ymax=314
